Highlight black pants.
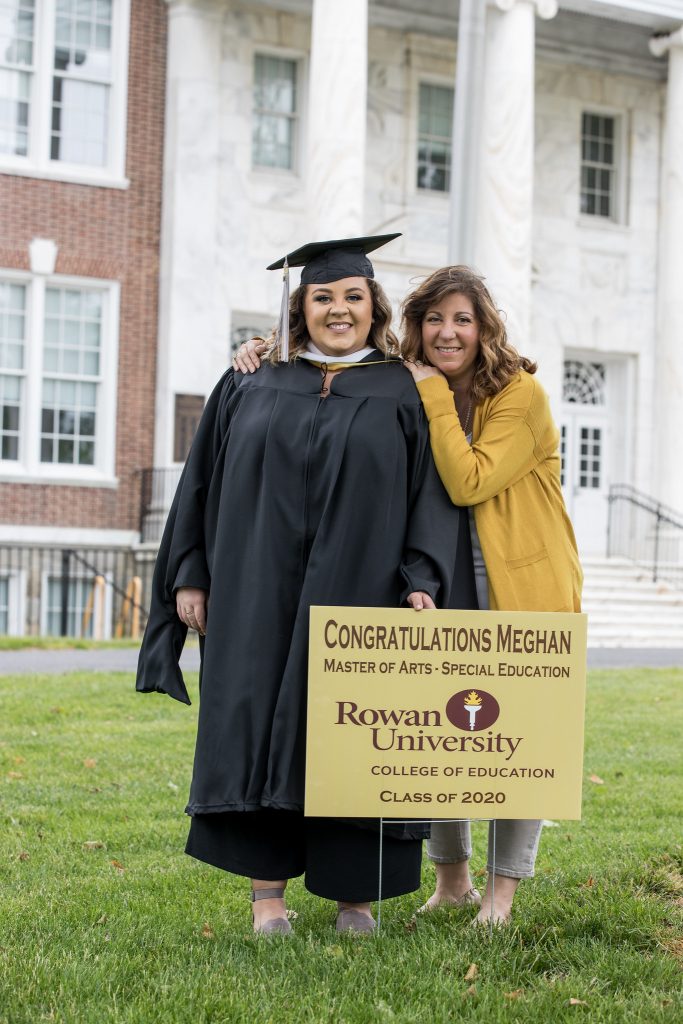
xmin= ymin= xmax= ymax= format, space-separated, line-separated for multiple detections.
xmin=186 ymin=810 xmax=422 ymax=902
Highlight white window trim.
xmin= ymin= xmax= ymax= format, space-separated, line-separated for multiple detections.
xmin=408 ymin=72 xmax=454 ymax=203
xmin=250 ymin=46 xmax=307 ymax=180
xmin=578 ymin=106 xmax=629 ymax=228
xmin=0 ymin=568 xmax=26 ymax=636
xmin=39 ymin=567 xmax=113 ymax=640
xmin=0 ymin=0 xmax=130 ymax=187
xmin=0 ymin=268 xmax=119 ymax=485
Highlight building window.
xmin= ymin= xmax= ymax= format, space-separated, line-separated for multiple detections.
xmin=52 ymin=0 xmax=113 ymax=167
xmin=0 ymin=279 xmax=26 ymax=460
xmin=0 ymin=568 xmax=25 ymax=635
xmin=173 ymin=393 xmax=204 ymax=464
xmin=41 ymin=286 xmax=101 ymax=465
xmin=252 ymin=54 xmax=298 ymax=171
xmin=0 ymin=0 xmax=35 ymax=157
xmin=45 ymin=575 xmax=94 ymax=637
xmin=579 ymin=426 xmax=602 ymax=489
xmin=0 ymin=271 xmax=118 ymax=481
xmin=580 ymin=113 xmax=617 ymax=219
xmin=0 ymin=0 xmax=129 ymax=180
xmin=0 ymin=575 xmax=9 ymax=633
xmin=417 ymin=82 xmax=453 ymax=193
xmin=563 ymin=360 xmax=606 ymax=406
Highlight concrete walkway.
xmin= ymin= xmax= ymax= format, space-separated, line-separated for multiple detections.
xmin=0 ymin=645 xmax=681 ymax=675
xmin=0 ymin=645 xmax=201 ymax=675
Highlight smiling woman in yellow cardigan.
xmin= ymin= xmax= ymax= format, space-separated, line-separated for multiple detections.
xmin=403 ymin=265 xmax=582 ymax=927
xmin=416 ymin=368 xmax=582 ymax=613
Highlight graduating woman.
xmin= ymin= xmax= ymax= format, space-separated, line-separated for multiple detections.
xmin=137 ymin=236 xmax=475 ymax=935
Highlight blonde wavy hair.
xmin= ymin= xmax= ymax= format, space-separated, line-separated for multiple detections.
xmin=262 ymin=278 xmax=400 ymax=364
xmin=401 ymin=266 xmax=537 ymax=401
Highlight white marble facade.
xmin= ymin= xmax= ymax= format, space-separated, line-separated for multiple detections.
xmin=155 ymin=0 xmax=683 ymax=556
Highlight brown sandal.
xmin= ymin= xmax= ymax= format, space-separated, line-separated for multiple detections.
xmin=251 ymin=886 xmax=292 ymax=935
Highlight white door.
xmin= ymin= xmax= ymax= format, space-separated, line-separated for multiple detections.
xmin=560 ymin=360 xmax=610 ymax=556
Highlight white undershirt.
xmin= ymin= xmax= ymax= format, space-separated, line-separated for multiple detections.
xmin=299 ymin=343 xmax=375 ymax=364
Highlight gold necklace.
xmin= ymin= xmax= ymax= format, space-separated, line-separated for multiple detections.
xmin=454 ymin=391 xmax=472 ymax=434
xmin=462 ymin=396 xmax=473 ymax=435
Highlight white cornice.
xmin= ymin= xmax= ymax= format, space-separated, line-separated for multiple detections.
xmin=537 ymin=32 xmax=668 ymax=75
xmin=559 ymin=1 xmax=683 ymax=29
xmin=230 ymin=0 xmax=683 ymax=31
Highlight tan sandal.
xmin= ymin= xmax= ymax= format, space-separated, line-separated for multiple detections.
xmin=416 ymin=887 xmax=482 ymax=914
xmin=251 ymin=886 xmax=292 ymax=935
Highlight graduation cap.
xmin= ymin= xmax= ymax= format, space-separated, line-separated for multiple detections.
xmin=268 ymin=233 xmax=401 ymax=360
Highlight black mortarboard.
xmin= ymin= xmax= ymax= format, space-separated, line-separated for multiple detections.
xmin=267 ymin=233 xmax=401 ymax=360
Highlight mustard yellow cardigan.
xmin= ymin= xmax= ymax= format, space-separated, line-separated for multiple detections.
xmin=417 ymin=371 xmax=582 ymax=613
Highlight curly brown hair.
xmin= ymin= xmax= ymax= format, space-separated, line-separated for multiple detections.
xmin=262 ymin=277 xmax=400 ymax=364
xmin=401 ymin=266 xmax=537 ymax=401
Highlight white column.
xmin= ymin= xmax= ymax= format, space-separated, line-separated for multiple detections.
xmin=307 ymin=0 xmax=368 ymax=238
xmin=449 ymin=0 xmax=486 ymax=265
xmin=472 ymin=0 xmax=557 ymax=347
xmin=650 ymin=27 xmax=683 ymax=511
xmin=154 ymin=0 xmax=222 ymax=468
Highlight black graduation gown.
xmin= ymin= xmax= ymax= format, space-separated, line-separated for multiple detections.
xmin=136 ymin=354 xmax=476 ymax=835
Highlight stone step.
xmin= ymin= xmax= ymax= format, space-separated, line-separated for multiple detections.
xmin=580 ymin=556 xmax=683 ymax=647
xmin=582 ymin=588 xmax=683 ymax=604
xmin=586 ymin=616 xmax=683 ymax=632
xmin=588 ymin=634 xmax=683 ymax=645
xmin=581 ymin=598 xmax=683 ymax=610
xmin=585 ymin=617 xmax=683 ymax=632
xmin=582 ymin=569 xmax=682 ymax=595
xmin=584 ymin=573 xmax=680 ymax=588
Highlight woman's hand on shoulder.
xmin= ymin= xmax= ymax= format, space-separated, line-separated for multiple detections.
xmin=406 ymin=591 xmax=436 ymax=611
xmin=403 ymin=359 xmax=445 ymax=384
xmin=233 ymin=338 xmax=268 ymax=374
xmin=176 ymin=587 xmax=208 ymax=635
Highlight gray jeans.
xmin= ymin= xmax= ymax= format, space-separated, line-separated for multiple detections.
xmin=428 ymin=512 xmax=543 ymax=879
xmin=426 ymin=819 xmax=543 ymax=879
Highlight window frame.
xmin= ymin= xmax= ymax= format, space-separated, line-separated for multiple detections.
xmin=0 ymin=268 xmax=119 ymax=485
xmin=415 ymin=78 xmax=455 ymax=196
xmin=578 ymin=107 xmax=628 ymax=227
xmin=250 ymin=46 xmax=305 ymax=178
xmin=407 ymin=72 xmax=454 ymax=202
xmin=173 ymin=392 xmax=204 ymax=464
xmin=0 ymin=276 xmax=28 ymax=462
xmin=0 ymin=0 xmax=130 ymax=188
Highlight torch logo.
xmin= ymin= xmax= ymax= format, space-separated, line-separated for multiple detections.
xmin=463 ymin=690 xmax=483 ymax=730
xmin=446 ymin=688 xmax=500 ymax=732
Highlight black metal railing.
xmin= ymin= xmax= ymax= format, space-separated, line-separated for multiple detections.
xmin=607 ymin=484 xmax=683 ymax=589
xmin=0 ymin=544 xmax=156 ymax=639
xmin=138 ymin=466 xmax=183 ymax=542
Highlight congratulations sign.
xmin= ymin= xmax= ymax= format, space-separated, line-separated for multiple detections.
xmin=305 ymin=608 xmax=587 ymax=820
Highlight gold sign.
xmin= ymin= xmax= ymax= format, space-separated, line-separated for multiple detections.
xmin=305 ymin=608 xmax=587 ymax=820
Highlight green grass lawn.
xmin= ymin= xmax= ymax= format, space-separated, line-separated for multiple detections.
xmin=1 ymin=669 xmax=681 ymax=1024
xmin=0 ymin=637 xmax=142 ymax=651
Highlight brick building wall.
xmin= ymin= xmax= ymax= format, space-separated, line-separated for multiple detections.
xmin=0 ymin=0 xmax=167 ymax=534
